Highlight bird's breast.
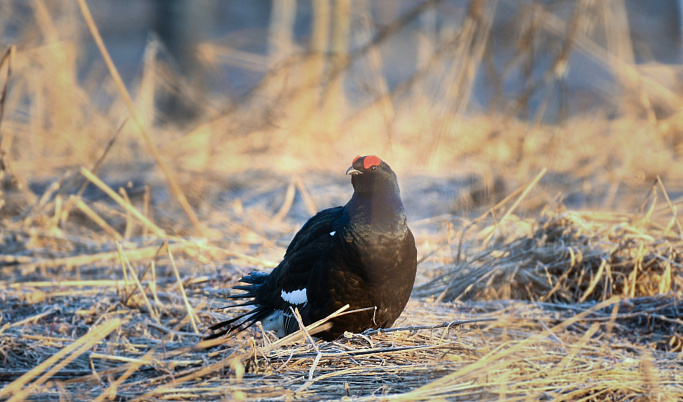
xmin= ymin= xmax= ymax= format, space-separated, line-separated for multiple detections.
xmin=340 ymin=225 xmax=412 ymax=280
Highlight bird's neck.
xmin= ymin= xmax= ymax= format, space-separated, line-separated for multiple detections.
xmin=347 ymin=186 xmax=406 ymax=230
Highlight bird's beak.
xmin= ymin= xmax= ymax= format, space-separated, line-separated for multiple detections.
xmin=346 ymin=166 xmax=362 ymax=176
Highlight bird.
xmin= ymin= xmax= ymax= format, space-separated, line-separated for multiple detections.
xmin=207 ymin=155 xmax=417 ymax=341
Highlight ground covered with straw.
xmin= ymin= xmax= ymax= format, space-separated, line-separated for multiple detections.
xmin=1 ymin=167 xmax=682 ymax=400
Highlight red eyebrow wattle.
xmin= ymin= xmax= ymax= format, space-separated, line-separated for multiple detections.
xmin=363 ymin=155 xmax=381 ymax=169
xmin=352 ymin=155 xmax=361 ymax=165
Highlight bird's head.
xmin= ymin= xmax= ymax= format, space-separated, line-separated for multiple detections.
xmin=346 ymin=155 xmax=399 ymax=196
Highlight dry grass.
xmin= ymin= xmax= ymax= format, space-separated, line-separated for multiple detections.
xmin=2 ymin=0 xmax=683 ymax=400
xmin=418 ymin=201 xmax=683 ymax=305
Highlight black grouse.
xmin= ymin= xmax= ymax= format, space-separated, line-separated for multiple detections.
xmin=208 ymin=155 xmax=417 ymax=341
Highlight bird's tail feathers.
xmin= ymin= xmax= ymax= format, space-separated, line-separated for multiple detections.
xmin=239 ymin=271 xmax=269 ymax=284
xmin=227 ymin=279 xmax=263 ymax=300
xmin=214 ymin=300 xmax=256 ymax=309
xmin=205 ymin=271 xmax=271 ymax=340
xmin=205 ymin=307 xmax=272 ymax=340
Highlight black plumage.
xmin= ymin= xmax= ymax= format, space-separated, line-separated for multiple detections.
xmin=207 ymin=155 xmax=417 ymax=341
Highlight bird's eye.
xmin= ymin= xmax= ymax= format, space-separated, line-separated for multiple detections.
xmin=371 ymin=166 xmax=377 ymax=170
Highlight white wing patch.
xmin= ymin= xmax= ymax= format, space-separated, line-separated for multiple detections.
xmin=329 ymin=231 xmax=336 ymax=236
xmin=280 ymin=288 xmax=307 ymax=306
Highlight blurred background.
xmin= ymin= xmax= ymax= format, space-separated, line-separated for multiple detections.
xmin=2 ymin=0 xmax=683 ymax=235
xmin=88 ymin=0 xmax=683 ymax=121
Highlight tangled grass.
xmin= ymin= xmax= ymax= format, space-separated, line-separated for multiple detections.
xmin=1 ymin=166 xmax=682 ymax=400
xmin=419 ymin=203 xmax=683 ymax=305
